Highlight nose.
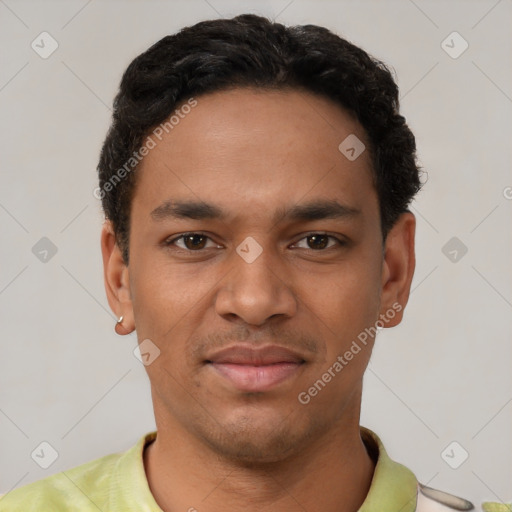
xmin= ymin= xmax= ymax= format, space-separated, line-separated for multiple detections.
xmin=214 ymin=240 xmax=298 ymax=326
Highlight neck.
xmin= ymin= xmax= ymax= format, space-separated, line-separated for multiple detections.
xmin=144 ymin=405 xmax=376 ymax=512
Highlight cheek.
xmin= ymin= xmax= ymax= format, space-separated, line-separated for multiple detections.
xmin=310 ymin=256 xmax=381 ymax=315
xmin=130 ymin=257 xmax=220 ymax=345
xmin=302 ymin=273 xmax=380 ymax=404
xmin=302 ymin=257 xmax=382 ymax=355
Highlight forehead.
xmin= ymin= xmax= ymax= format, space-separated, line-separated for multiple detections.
xmin=132 ymin=87 xmax=377 ymax=224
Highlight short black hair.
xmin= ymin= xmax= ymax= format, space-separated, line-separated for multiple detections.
xmin=97 ymin=13 xmax=422 ymax=265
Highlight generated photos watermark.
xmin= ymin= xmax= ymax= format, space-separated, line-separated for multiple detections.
xmin=93 ymin=97 xmax=198 ymax=200
xmin=298 ymin=302 xmax=403 ymax=405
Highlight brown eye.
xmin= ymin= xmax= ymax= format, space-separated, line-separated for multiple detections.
xmin=165 ymin=232 xmax=220 ymax=252
xmin=293 ymin=233 xmax=341 ymax=251
xmin=306 ymin=234 xmax=330 ymax=250
xmin=182 ymin=233 xmax=207 ymax=250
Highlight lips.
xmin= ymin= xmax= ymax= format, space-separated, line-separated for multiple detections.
xmin=206 ymin=345 xmax=305 ymax=392
xmin=207 ymin=345 xmax=305 ymax=366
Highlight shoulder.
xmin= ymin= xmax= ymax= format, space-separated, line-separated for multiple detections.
xmin=0 ymin=450 xmax=121 ymax=511
xmin=416 ymin=483 xmax=474 ymax=511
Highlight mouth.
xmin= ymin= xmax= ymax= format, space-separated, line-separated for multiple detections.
xmin=206 ymin=345 xmax=306 ymax=393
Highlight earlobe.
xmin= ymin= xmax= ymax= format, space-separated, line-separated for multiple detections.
xmin=100 ymin=220 xmax=135 ymax=335
xmin=114 ymin=314 xmax=134 ymax=336
xmin=379 ymin=212 xmax=416 ymax=328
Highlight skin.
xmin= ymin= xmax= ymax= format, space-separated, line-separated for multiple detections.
xmin=101 ymin=88 xmax=416 ymax=512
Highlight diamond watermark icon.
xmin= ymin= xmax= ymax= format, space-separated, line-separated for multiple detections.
xmin=338 ymin=134 xmax=365 ymax=161
xmin=134 ymin=338 xmax=161 ymax=366
xmin=31 ymin=31 xmax=59 ymax=59
xmin=236 ymin=236 xmax=263 ymax=263
xmin=31 ymin=441 xmax=59 ymax=469
xmin=441 ymin=31 xmax=468 ymax=59
xmin=32 ymin=237 xmax=58 ymax=263
xmin=441 ymin=441 xmax=469 ymax=469
xmin=442 ymin=237 xmax=468 ymax=263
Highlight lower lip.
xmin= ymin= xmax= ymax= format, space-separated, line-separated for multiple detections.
xmin=210 ymin=362 xmax=303 ymax=392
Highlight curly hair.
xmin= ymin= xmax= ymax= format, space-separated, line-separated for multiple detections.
xmin=97 ymin=14 xmax=422 ymax=265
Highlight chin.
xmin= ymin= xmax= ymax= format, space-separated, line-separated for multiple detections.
xmin=196 ymin=409 xmax=324 ymax=466
xmin=207 ymin=433 xmax=299 ymax=466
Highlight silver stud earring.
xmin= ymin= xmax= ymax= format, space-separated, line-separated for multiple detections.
xmin=116 ymin=316 xmax=124 ymax=325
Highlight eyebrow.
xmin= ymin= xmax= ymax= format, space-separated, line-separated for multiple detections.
xmin=150 ymin=199 xmax=361 ymax=224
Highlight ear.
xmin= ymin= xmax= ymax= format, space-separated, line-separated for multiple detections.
xmin=100 ymin=220 xmax=134 ymax=335
xmin=379 ymin=212 xmax=416 ymax=327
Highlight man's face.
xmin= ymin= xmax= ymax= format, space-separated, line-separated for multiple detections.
xmin=109 ymin=88 xmax=409 ymax=464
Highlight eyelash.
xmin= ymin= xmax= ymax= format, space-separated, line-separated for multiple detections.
xmin=163 ymin=232 xmax=347 ymax=253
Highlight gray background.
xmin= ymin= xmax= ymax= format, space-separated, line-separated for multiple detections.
xmin=1 ymin=0 xmax=511 ymax=506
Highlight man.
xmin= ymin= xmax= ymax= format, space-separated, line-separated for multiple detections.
xmin=0 ymin=13 xmax=482 ymax=512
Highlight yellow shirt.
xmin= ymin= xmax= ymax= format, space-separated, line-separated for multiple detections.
xmin=0 ymin=426 xmax=474 ymax=511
